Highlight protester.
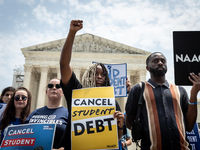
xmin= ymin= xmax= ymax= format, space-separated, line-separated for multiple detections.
xmin=56 ymin=20 xmax=130 ymax=150
xmin=25 ymin=78 xmax=68 ymax=149
xmin=0 ymin=86 xmax=15 ymax=142
xmin=0 ymin=87 xmax=31 ymax=143
xmin=126 ymin=52 xmax=200 ymax=149
xmin=0 ymin=86 xmax=15 ymax=103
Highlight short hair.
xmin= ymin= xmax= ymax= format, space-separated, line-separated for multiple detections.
xmin=82 ymin=63 xmax=110 ymax=88
xmin=146 ymin=52 xmax=166 ymax=65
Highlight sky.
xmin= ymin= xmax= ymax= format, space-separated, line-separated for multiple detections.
xmin=0 ymin=0 xmax=200 ymax=98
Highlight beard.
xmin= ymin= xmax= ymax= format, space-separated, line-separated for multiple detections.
xmin=149 ymin=66 xmax=167 ymax=76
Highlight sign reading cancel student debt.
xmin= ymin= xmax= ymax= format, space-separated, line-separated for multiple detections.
xmin=71 ymin=87 xmax=118 ymax=150
xmin=173 ymin=31 xmax=200 ymax=85
xmin=0 ymin=124 xmax=55 ymax=150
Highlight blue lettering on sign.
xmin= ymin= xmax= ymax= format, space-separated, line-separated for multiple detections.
xmin=105 ymin=64 xmax=127 ymax=96
xmin=187 ymin=130 xmax=195 ymax=135
xmin=113 ymin=69 xmax=120 ymax=78
xmin=187 ymin=136 xmax=197 ymax=142
xmin=107 ymin=65 xmax=112 ymax=79
xmin=114 ymin=86 xmax=124 ymax=95
xmin=110 ymin=77 xmax=126 ymax=86
xmin=190 ymin=144 xmax=196 ymax=150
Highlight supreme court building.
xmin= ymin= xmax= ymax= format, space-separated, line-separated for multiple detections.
xmin=19 ymin=33 xmax=151 ymax=112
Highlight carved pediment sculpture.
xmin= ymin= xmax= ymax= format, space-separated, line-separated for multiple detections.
xmin=22 ymin=33 xmax=149 ymax=55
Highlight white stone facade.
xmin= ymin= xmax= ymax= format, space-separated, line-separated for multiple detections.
xmin=21 ymin=33 xmax=151 ymax=112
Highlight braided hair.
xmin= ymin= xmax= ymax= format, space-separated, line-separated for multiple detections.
xmin=82 ymin=63 xmax=110 ymax=88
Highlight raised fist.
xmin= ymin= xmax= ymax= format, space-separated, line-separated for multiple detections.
xmin=70 ymin=20 xmax=83 ymax=32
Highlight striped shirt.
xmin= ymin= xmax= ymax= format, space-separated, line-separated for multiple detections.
xmin=126 ymin=79 xmax=190 ymax=150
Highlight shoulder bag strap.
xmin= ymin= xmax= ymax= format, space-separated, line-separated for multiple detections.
xmin=135 ymin=82 xmax=145 ymax=121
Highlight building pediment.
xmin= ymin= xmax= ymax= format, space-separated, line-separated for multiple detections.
xmin=21 ymin=33 xmax=150 ymax=55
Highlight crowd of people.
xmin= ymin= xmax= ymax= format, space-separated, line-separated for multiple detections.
xmin=0 ymin=19 xmax=200 ymax=150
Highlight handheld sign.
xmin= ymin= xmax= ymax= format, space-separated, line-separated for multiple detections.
xmin=71 ymin=87 xmax=118 ymax=150
xmin=0 ymin=103 xmax=7 ymax=116
xmin=93 ymin=62 xmax=127 ymax=97
xmin=0 ymin=123 xmax=56 ymax=150
xmin=186 ymin=122 xmax=200 ymax=150
xmin=173 ymin=31 xmax=200 ymax=85
xmin=104 ymin=63 xmax=127 ymax=97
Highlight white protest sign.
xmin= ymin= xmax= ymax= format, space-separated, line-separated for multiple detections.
xmin=93 ymin=62 xmax=127 ymax=97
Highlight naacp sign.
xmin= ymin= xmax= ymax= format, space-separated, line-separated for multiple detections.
xmin=173 ymin=31 xmax=200 ymax=85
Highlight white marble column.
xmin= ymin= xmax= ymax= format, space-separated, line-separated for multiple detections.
xmin=73 ymin=67 xmax=81 ymax=81
xmin=23 ymin=65 xmax=33 ymax=90
xmin=57 ymin=67 xmax=67 ymax=107
xmin=36 ymin=66 xmax=49 ymax=108
xmin=139 ymin=69 xmax=147 ymax=82
xmin=56 ymin=67 xmax=61 ymax=79
xmin=30 ymin=71 xmax=39 ymax=111
xmin=127 ymin=69 xmax=131 ymax=86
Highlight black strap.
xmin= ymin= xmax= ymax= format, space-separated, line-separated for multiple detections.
xmin=132 ymin=82 xmax=145 ymax=150
xmin=135 ymin=82 xmax=145 ymax=121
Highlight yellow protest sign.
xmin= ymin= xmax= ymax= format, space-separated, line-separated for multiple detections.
xmin=71 ymin=87 xmax=118 ymax=150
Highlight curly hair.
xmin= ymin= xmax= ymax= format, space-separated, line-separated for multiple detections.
xmin=82 ymin=63 xmax=110 ymax=88
xmin=0 ymin=87 xmax=31 ymax=131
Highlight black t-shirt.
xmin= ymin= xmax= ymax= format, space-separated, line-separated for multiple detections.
xmin=60 ymin=72 xmax=121 ymax=149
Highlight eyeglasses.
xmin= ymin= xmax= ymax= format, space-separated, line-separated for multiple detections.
xmin=14 ymin=95 xmax=27 ymax=101
xmin=48 ymin=84 xmax=61 ymax=89
xmin=5 ymin=93 xmax=13 ymax=97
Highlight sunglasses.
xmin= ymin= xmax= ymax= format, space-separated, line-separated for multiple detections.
xmin=14 ymin=95 xmax=27 ymax=101
xmin=48 ymin=84 xmax=61 ymax=89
